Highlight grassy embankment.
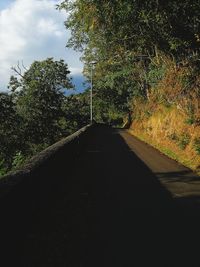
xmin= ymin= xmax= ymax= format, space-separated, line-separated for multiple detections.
xmin=128 ymin=54 xmax=200 ymax=174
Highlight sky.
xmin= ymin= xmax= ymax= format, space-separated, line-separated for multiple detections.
xmin=0 ymin=0 xmax=86 ymax=92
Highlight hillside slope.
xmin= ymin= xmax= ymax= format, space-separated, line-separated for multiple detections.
xmin=128 ymin=56 xmax=200 ymax=174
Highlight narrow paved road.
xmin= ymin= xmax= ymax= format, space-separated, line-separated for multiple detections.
xmin=122 ymin=131 xmax=200 ymax=208
xmin=22 ymin=126 xmax=200 ymax=266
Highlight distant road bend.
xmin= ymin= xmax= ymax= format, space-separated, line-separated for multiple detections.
xmin=3 ymin=125 xmax=200 ymax=266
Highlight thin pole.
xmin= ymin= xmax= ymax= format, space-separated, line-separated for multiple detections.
xmin=90 ymin=65 xmax=93 ymax=124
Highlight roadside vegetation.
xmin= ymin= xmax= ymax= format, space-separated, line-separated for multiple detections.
xmin=0 ymin=58 xmax=90 ymax=176
xmin=58 ymin=0 xmax=200 ymax=172
xmin=1 ymin=0 xmax=200 ymax=175
xmin=129 ymin=54 xmax=200 ymax=173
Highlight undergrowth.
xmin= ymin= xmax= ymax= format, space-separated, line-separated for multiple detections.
xmin=130 ymin=53 xmax=200 ymax=173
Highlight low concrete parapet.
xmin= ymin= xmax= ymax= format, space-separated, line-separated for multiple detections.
xmin=0 ymin=123 xmax=97 ymax=265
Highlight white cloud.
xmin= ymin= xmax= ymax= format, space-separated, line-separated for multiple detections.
xmin=0 ymin=0 xmax=83 ymax=91
xmin=69 ymin=67 xmax=83 ymax=75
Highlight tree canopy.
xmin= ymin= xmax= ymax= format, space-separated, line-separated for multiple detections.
xmin=58 ymin=0 xmax=200 ymax=123
xmin=9 ymin=58 xmax=73 ymax=145
xmin=1 ymin=1 xmax=200 ymax=175
xmin=59 ymin=0 xmax=200 ymax=56
xmin=0 ymin=58 xmax=90 ymax=175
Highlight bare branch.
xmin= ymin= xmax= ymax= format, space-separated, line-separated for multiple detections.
xmin=21 ymin=60 xmax=28 ymax=71
xmin=11 ymin=66 xmax=24 ymax=78
xmin=11 ymin=61 xmax=26 ymax=78
xmin=17 ymin=61 xmax=22 ymax=74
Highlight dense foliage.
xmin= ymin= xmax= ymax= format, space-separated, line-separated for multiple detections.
xmin=59 ymin=0 xmax=200 ymax=55
xmin=58 ymin=0 xmax=200 ymax=122
xmin=1 ymin=1 xmax=200 ymax=174
xmin=0 ymin=58 xmax=90 ymax=175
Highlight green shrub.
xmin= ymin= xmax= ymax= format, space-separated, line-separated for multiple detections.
xmin=144 ymin=110 xmax=152 ymax=118
xmin=185 ymin=117 xmax=195 ymax=125
xmin=12 ymin=151 xmax=26 ymax=170
xmin=193 ymin=138 xmax=200 ymax=155
xmin=147 ymin=63 xmax=166 ymax=87
xmin=0 ymin=158 xmax=7 ymax=177
xmin=168 ymin=132 xmax=179 ymax=142
xmin=178 ymin=133 xmax=191 ymax=150
xmin=169 ymin=132 xmax=191 ymax=150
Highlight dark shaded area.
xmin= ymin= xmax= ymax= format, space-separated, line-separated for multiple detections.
xmin=0 ymin=126 xmax=200 ymax=266
xmin=156 ymin=170 xmax=200 ymax=184
xmin=0 ymin=125 xmax=94 ymax=266
xmin=156 ymin=170 xmax=200 ymax=214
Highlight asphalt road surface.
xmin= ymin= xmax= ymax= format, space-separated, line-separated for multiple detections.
xmin=22 ymin=126 xmax=200 ymax=266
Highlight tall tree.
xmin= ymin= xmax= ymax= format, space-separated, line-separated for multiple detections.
xmin=9 ymin=58 xmax=73 ymax=146
xmin=0 ymin=93 xmax=22 ymax=172
xmin=59 ymin=0 xmax=200 ymax=57
xmin=58 ymin=0 xmax=200 ymax=121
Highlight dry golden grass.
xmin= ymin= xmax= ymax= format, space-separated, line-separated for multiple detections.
xmin=130 ymin=103 xmax=200 ymax=171
xmin=130 ymin=54 xmax=200 ymax=174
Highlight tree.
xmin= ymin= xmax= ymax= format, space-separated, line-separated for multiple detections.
xmin=62 ymin=91 xmax=90 ymax=131
xmin=0 ymin=93 xmax=22 ymax=172
xmin=57 ymin=1 xmax=155 ymax=123
xmin=9 ymin=58 xmax=73 ymax=147
xmin=58 ymin=0 xmax=200 ymax=118
xmin=59 ymin=0 xmax=200 ymax=57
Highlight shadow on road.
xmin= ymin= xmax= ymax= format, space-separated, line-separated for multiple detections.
xmin=156 ymin=170 xmax=200 ymax=215
xmin=156 ymin=170 xmax=200 ymax=184
xmin=22 ymin=126 xmax=200 ymax=266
